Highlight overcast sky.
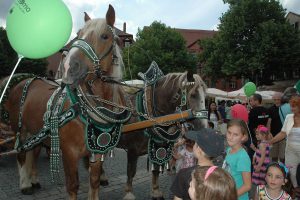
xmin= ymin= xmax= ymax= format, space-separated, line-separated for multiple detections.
xmin=0 ymin=0 xmax=299 ymax=40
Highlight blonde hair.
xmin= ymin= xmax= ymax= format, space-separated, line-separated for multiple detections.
xmin=192 ymin=166 xmax=237 ymax=200
xmin=227 ymin=119 xmax=249 ymax=142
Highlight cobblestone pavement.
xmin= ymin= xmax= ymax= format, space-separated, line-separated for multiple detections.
xmin=0 ymin=148 xmax=174 ymax=200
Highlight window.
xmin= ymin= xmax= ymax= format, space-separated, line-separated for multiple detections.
xmin=229 ymin=81 xmax=236 ymax=89
xmin=295 ymin=22 xmax=299 ymax=30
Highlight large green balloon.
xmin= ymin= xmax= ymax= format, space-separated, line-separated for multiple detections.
xmin=244 ymin=82 xmax=256 ymax=97
xmin=6 ymin=0 xmax=72 ymax=59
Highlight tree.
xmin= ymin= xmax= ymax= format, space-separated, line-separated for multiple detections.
xmin=122 ymin=21 xmax=197 ymax=80
xmin=0 ymin=27 xmax=48 ymax=79
xmin=199 ymin=0 xmax=300 ymax=85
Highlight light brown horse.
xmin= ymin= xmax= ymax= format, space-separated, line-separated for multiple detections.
xmin=2 ymin=5 xmax=125 ymax=200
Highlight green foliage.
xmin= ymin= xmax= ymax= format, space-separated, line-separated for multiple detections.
xmin=200 ymin=0 xmax=300 ymax=85
xmin=0 ymin=27 xmax=48 ymax=79
xmin=122 ymin=21 xmax=197 ymax=80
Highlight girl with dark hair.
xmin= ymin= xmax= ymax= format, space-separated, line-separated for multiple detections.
xmin=208 ymin=101 xmax=222 ymax=131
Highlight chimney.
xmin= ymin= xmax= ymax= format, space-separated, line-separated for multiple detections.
xmin=123 ymin=22 xmax=126 ymax=33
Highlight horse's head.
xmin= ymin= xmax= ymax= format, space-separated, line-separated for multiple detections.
xmin=154 ymin=72 xmax=207 ymax=130
xmin=62 ymin=5 xmax=123 ymax=88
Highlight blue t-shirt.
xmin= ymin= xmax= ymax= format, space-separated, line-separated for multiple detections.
xmin=279 ymin=103 xmax=291 ymax=124
xmin=223 ymin=147 xmax=251 ymax=200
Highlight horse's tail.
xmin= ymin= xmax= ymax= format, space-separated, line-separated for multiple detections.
xmin=0 ymin=73 xmax=36 ymax=124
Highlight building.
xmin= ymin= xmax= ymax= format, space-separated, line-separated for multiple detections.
xmin=175 ymin=28 xmax=243 ymax=91
xmin=286 ymin=11 xmax=300 ymax=30
xmin=46 ymin=23 xmax=133 ymax=78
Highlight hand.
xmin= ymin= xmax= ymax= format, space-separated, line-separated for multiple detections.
xmin=254 ymin=165 xmax=261 ymax=173
xmin=250 ymin=143 xmax=256 ymax=151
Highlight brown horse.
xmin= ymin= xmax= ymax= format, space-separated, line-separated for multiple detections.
xmin=116 ymin=71 xmax=207 ymax=200
xmin=1 ymin=5 xmax=125 ymax=200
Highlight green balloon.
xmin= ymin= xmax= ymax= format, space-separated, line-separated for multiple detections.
xmin=244 ymin=82 xmax=256 ymax=97
xmin=296 ymin=80 xmax=300 ymax=93
xmin=6 ymin=0 xmax=72 ymax=59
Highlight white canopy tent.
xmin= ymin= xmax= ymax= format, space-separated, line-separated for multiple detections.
xmin=206 ymin=87 xmax=276 ymax=100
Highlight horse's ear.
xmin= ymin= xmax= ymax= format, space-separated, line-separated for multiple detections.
xmin=84 ymin=12 xmax=91 ymax=22
xmin=106 ymin=4 xmax=115 ymax=26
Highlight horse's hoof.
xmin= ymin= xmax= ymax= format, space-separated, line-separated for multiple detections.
xmin=32 ymin=183 xmax=41 ymax=190
xmin=21 ymin=187 xmax=34 ymax=195
xmin=100 ymin=180 xmax=109 ymax=186
xmin=152 ymin=197 xmax=164 ymax=200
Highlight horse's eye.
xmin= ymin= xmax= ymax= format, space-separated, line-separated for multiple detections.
xmin=101 ymin=34 xmax=109 ymax=40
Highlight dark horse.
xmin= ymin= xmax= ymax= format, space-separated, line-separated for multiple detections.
xmin=1 ymin=5 xmax=126 ymax=200
xmin=115 ymin=69 xmax=207 ymax=200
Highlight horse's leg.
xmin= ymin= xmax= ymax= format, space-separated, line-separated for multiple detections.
xmin=88 ymin=160 xmax=102 ymax=200
xmin=17 ymin=150 xmax=34 ymax=195
xmin=124 ymin=150 xmax=138 ymax=200
xmin=151 ymin=169 xmax=164 ymax=200
xmin=62 ymin=151 xmax=80 ymax=200
xmin=31 ymin=146 xmax=42 ymax=189
xmin=100 ymin=164 xmax=109 ymax=186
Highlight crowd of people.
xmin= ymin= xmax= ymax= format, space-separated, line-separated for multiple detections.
xmin=168 ymin=87 xmax=300 ymax=200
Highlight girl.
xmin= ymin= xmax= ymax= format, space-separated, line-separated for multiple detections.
xmin=254 ymin=162 xmax=291 ymax=200
xmin=251 ymin=125 xmax=271 ymax=185
xmin=223 ymin=119 xmax=252 ymax=200
xmin=188 ymin=166 xmax=237 ymax=200
xmin=208 ymin=101 xmax=222 ymax=131
xmin=173 ymin=137 xmax=196 ymax=170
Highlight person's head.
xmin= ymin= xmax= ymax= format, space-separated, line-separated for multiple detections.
xmin=265 ymin=162 xmax=289 ymax=191
xmin=226 ymin=100 xmax=232 ymax=107
xmin=272 ymin=92 xmax=283 ymax=107
xmin=207 ymin=121 xmax=214 ymax=129
xmin=188 ymin=166 xmax=237 ymax=200
xmin=226 ymin=119 xmax=249 ymax=148
xmin=209 ymin=102 xmax=217 ymax=111
xmin=249 ymin=93 xmax=262 ymax=107
xmin=282 ymin=87 xmax=297 ymax=104
xmin=185 ymin=129 xmax=224 ymax=161
xmin=220 ymin=100 xmax=226 ymax=107
xmin=255 ymin=125 xmax=269 ymax=141
xmin=290 ymin=96 xmax=300 ymax=115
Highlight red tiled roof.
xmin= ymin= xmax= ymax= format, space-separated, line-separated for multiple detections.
xmin=175 ymin=28 xmax=217 ymax=52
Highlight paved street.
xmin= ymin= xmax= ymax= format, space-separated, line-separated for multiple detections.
xmin=0 ymin=148 xmax=173 ymax=200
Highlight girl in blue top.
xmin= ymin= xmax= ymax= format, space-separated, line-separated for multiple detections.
xmin=223 ymin=119 xmax=252 ymax=200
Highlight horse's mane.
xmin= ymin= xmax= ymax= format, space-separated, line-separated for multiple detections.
xmin=161 ymin=72 xmax=188 ymax=89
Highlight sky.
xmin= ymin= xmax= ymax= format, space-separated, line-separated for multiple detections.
xmin=0 ymin=0 xmax=300 ymax=40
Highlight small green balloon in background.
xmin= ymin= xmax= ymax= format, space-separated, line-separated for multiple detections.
xmin=6 ymin=0 xmax=72 ymax=59
xmin=244 ymin=82 xmax=256 ymax=97
xmin=296 ymin=80 xmax=300 ymax=93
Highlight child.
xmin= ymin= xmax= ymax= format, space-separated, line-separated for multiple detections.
xmin=188 ymin=166 xmax=237 ymax=200
xmin=173 ymin=137 xmax=196 ymax=170
xmin=171 ymin=128 xmax=224 ymax=200
xmin=254 ymin=162 xmax=291 ymax=200
xmin=251 ymin=125 xmax=271 ymax=185
xmin=223 ymin=119 xmax=252 ymax=200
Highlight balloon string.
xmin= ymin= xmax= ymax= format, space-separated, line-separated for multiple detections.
xmin=245 ymin=96 xmax=253 ymax=144
xmin=0 ymin=55 xmax=24 ymax=104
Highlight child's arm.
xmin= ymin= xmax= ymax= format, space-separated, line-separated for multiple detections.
xmin=254 ymin=143 xmax=266 ymax=172
xmin=237 ymin=172 xmax=252 ymax=197
xmin=254 ymin=185 xmax=259 ymax=200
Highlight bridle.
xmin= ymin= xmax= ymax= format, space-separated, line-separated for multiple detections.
xmin=69 ymin=24 xmax=119 ymax=82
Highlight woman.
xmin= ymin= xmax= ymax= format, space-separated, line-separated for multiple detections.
xmin=208 ymin=101 xmax=222 ymax=131
xmin=270 ymin=95 xmax=300 ymax=188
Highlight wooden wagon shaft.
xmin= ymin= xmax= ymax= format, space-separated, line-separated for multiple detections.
xmin=122 ymin=109 xmax=195 ymax=133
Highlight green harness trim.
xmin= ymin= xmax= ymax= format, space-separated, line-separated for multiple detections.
xmin=0 ymin=73 xmax=36 ymax=124
xmin=66 ymin=86 xmax=124 ymax=154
